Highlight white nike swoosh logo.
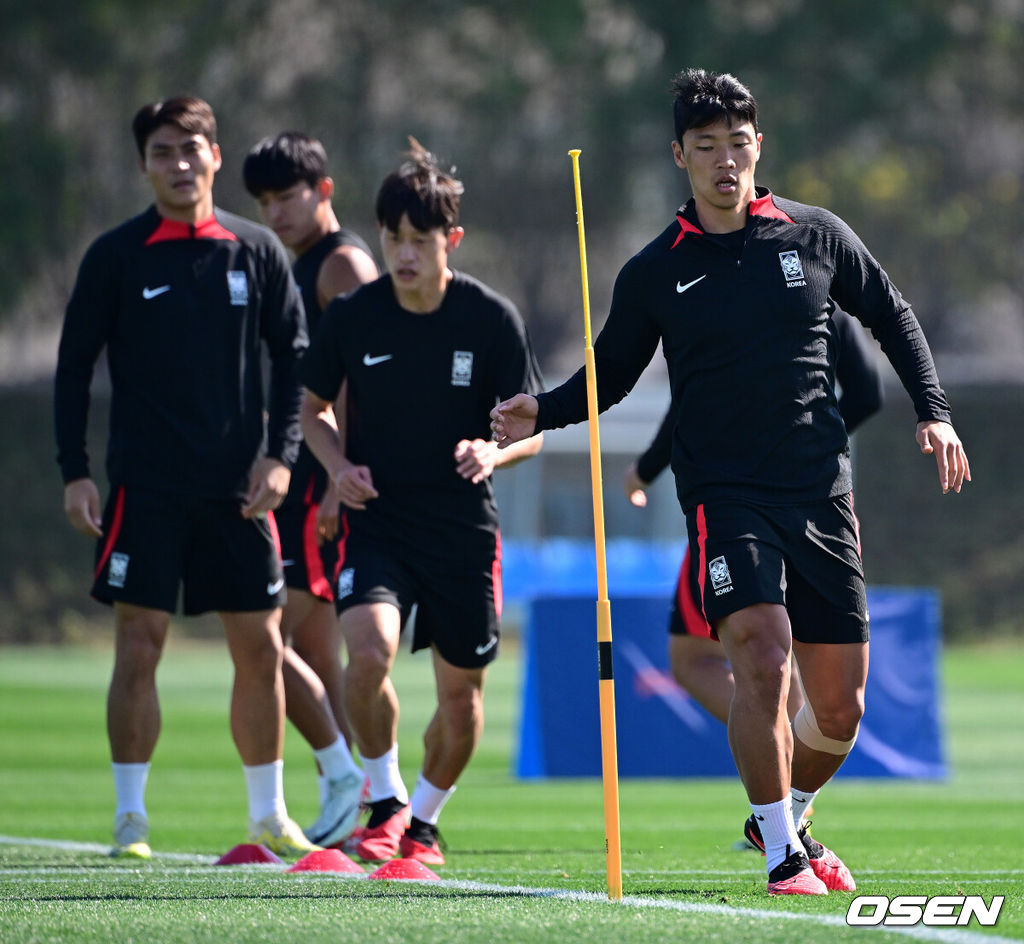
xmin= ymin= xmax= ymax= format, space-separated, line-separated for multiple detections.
xmin=280 ymin=559 xmax=296 ymax=568
xmin=267 ymin=578 xmax=285 ymax=595
xmin=676 ymin=275 xmax=706 ymax=294
xmin=142 ymin=285 xmax=171 ymax=299
xmin=363 ymin=353 xmax=393 ymax=367
xmin=474 ymin=636 xmax=498 ymax=656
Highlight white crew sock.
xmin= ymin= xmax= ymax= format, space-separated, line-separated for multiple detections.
xmin=112 ymin=762 xmax=150 ymax=817
xmin=361 ymin=745 xmax=408 ymax=805
xmin=243 ymin=760 xmax=287 ymax=823
xmin=313 ymin=735 xmax=361 ymax=782
xmin=409 ymin=773 xmax=456 ymax=826
xmin=790 ymin=787 xmax=819 ymax=829
xmin=750 ymin=796 xmax=804 ymax=873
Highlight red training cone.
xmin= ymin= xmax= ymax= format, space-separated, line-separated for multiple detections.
xmin=214 ymin=843 xmax=284 ymax=865
xmin=368 ymin=858 xmax=440 ymax=881
xmin=288 ymin=848 xmax=365 ymax=873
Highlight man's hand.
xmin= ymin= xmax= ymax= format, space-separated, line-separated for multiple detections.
xmin=490 ymin=393 xmax=538 ymax=448
xmin=332 ymin=462 xmax=378 ymax=511
xmin=64 ymin=478 xmax=103 ymax=537
xmin=623 ymin=462 xmax=649 ymax=508
xmin=315 ymin=483 xmax=341 ymax=541
xmin=455 ymin=439 xmax=498 ymax=484
xmin=916 ymin=420 xmax=971 ymax=494
xmin=242 ymin=457 xmax=291 ymax=518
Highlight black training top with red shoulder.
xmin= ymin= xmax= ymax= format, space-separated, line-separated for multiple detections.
xmin=55 ymin=205 xmax=308 ymax=500
xmin=537 ymin=188 xmax=950 ymax=511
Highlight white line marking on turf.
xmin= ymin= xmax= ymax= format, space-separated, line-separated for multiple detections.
xmin=1 ymin=836 xmax=1019 ymax=944
xmin=440 ymin=881 xmax=1024 ymax=944
xmin=0 ymin=835 xmax=208 ymax=863
xmin=613 ymin=867 xmax=1024 ymax=878
xmin=2 ymin=872 xmax=364 ymax=884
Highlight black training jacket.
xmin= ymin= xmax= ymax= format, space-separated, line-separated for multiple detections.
xmin=536 ymin=188 xmax=950 ymax=511
xmin=55 ymin=206 xmax=308 ymax=500
xmin=635 ymin=307 xmax=884 ymax=486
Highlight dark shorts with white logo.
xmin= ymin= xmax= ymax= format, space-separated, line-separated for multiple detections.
xmin=685 ymin=494 xmax=868 ymax=644
xmin=91 ymin=486 xmax=285 ymax=615
xmin=332 ymin=528 xmax=501 ymax=669
xmin=273 ymin=502 xmax=345 ymax=603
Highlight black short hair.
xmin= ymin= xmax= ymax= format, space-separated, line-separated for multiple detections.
xmin=242 ymin=132 xmax=328 ymax=197
xmin=132 ymin=97 xmax=217 ymax=159
xmin=375 ymin=137 xmax=463 ymax=234
xmin=671 ymin=69 xmax=758 ymax=142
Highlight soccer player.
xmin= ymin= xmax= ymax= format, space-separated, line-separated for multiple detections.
xmin=623 ymin=308 xmax=883 ymax=726
xmin=491 ymin=69 xmax=969 ymax=896
xmin=55 ymin=96 xmax=316 ymax=859
xmin=299 ymin=138 xmax=544 ymax=865
xmin=243 ymin=132 xmax=379 ymax=848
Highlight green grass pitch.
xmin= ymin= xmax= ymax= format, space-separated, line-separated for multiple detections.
xmin=0 ymin=636 xmax=1021 ymax=943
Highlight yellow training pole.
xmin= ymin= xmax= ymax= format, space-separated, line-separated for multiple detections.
xmin=568 ymin=148 xmax=623 ymax=901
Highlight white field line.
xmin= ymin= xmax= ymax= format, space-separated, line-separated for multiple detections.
xmin=0 ymin=835 xmax=208 ymax=863
xmin=459 ymin=867 xmax=1024 ymax=878
xmin=0 ymin=835 xmax=1020 ymax=944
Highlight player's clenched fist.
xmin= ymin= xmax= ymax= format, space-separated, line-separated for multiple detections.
xmin=331 ymin=462 xmax=379 ymax=511
xmin=490 ymin=393 xmax=539 ymax=448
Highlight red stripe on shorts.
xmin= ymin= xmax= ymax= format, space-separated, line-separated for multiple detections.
xmin=694 ymin=504 xmax=711 ymax=624
xmin=331 ymin=514 xmax=349 ymax=590
xmin=267 ymin=510 xmax=282 ymax=557
xmin=302 ymin=503 xmax=331 ymax=600
xmin=492 ymin=529 xmax=503 ymax=621
xmin=93 ymin=486 xmax=126 ymax=581
xmin=677 ymin=546 xmax=713 ymax=639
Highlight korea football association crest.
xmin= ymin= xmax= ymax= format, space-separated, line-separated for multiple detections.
xmin=227 ymin=270 xmax=249 ymax=306
xmin=708 ymin=555 xmax=733 ymax=596
xmin=108 ymin=552 xmax=130 ymax=589
xmin=337 ymin=567 xmax=354 ymax=600
xmin=778 ymin=250 xmax=807 ymax=288
xmin=451 ymin=350 xmax=474 ymax=387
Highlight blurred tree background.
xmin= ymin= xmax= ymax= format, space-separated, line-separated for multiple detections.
xmin=0 ymin=0 xmax=1021 ymax=641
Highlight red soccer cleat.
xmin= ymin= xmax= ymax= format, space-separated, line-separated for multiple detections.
xmin=744 ymin=815 xmax=855 ymax=891
xmin=802 ymin=834 xmax=856 ymax=891
xmin=398 ymin=820 xmax=445 ymax=866
xmin=353 ymin=798 xmax=410 ymax=863
xmin=767 ymin=849 xmax=828 ymax=896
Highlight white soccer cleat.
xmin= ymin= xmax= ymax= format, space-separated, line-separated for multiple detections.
xmin=304 ymin=770 xmax=364 ymax=848
xmin=111 ymin=811 xmax=152 ymax=859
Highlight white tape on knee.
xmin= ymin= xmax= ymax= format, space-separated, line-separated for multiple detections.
xmin=793 ymin=702 xmax=858 ymax=755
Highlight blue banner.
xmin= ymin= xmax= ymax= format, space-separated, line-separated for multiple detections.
xmin=515 ymin=588 xmax=945 ymax=779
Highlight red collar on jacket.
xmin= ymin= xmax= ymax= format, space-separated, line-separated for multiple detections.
xmin=145 ymin=212 xmax=238 ymax=246
xmin=671 ymin=188 xmax=794 ymax=248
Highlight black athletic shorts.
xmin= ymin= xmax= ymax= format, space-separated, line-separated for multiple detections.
xmin=274 ymin=501 xmax=345 ymax=603
xmin=333 ymin=527 xmax=502 ymax=670
xmin=92 ymin=486 xmax=286 ymax=615
xmin=685 ymin=494 xmax=869 ymax=644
